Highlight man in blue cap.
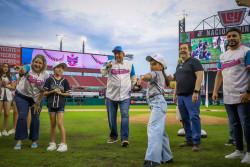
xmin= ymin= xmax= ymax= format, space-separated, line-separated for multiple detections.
xmin=101 ymin=46 xmax=137 ymax=147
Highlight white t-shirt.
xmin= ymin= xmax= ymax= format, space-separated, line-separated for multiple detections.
xmin=0 ymin=76 xmax=13 ymax=101
xmin=101 ymin=60 xmax=135 ymax=101
xmin=218 ymin=45 xmax=250 ymax=104
xmin=16 ymin=65 xmax=50 ymax=102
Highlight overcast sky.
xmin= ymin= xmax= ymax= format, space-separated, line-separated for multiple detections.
xmin=0 ymin=0 xmax=245 ymax=75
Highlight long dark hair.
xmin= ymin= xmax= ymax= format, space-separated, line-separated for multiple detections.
xmin=162 ymin=68 xmax=170 ymax=87
xmin=0 ymin=63 xmax=11 ymax=83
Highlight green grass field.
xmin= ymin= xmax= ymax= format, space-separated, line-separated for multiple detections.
xmin=61 ymin=105 xmax=226 ymax=110
xmin=0 ymin=105 xmax=248 ymax=167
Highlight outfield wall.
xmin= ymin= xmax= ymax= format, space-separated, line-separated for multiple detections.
xmin=42 ymin=97 xmax=224 ymax=106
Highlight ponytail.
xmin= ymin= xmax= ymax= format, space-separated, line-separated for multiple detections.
xmin=162 ymin=69 xmax=170 ymax=87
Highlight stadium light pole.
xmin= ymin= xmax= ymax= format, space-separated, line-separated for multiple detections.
xmin=176 ymin=11 xmax=187 ymax=51
xmin=81 ymin=36 xmax=88 ymax=53
xmin=56 ymin=34 xmax=66 ymax=51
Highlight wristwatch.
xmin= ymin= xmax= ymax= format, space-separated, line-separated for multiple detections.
xmin=194 ymin=90 xmax=200 ymax=94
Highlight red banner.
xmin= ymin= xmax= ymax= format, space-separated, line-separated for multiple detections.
xmin=0 ymin=45 xmax=21 ymax=66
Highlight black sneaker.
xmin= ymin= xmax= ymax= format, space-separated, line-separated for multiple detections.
xmin=121 ymin=140 xmax=129 ymax=147
xmin=225 ymin=139 xmax=236 ymax=146
xmin=162 ymin=158 xmax=174 ymax=164
xmin=143 ymin=160 xmax=160 ymax=167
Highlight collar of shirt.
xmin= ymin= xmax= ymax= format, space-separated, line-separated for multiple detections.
xmin=113 ymin=60 xmax=124 ymax=65
xmin=183 ymin=57 xmax=191 ymax=63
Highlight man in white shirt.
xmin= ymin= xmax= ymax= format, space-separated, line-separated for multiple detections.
xmin=213 ymin=27 xmax=250 ymax=164
xmin=101 ymin=46 xmax=136 ymax=147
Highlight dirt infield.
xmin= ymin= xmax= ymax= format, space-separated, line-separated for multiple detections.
xmin=117 ymin=113 xmax=228 ymax=125
xmin=14 ymin=108 xmax=227 ymax=125
xmin=97 ymin=109 xmax=228 ymax=125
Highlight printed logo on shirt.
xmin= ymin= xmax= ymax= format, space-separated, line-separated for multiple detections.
xmin=51 ymin=84 xmax=65 ymax=92
xmin=27 ymin=75 xmax=45 ymax=86
xmin=111 ymin=69 xmax=130 ymax=75
xmin=221 ymin=58 xmax=242 ymax=70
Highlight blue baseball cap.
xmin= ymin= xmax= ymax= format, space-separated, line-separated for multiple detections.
xmin=112 ymin=46 xmax=122 ymax=53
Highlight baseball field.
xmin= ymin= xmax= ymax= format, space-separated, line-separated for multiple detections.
xmin=0 ymin=105 xmax=248 ymax=167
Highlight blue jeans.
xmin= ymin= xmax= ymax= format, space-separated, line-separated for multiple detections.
xmin=225 ymin=102 xmax=250 ymax=152
xmin=106 ymin=98 xmax=130 ymax=140
xmin=177 ymin=94 xmax=201 ymax=145
xmin=14 ymin=92 xmax=44 ymax=141
xmin=225 ymin=109 xmax=235 ymax=141
xmin=145 ymin=95 xmax=173 ymax=164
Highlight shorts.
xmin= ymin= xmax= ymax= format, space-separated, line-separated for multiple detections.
xmin=48 ymin=107 xmax=65 ymax=114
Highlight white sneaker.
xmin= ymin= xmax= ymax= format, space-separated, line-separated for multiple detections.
xmin=57 ymin=143 xmax=68 ymax=152
xmin=2 ymin=130 xmax=9 ymax=136
xmin=201 ymin=129 xmax=207 ymax=138
xmin=8 ymin=129 xmax=15 ymax=135
xmin=225 ymin=150 xmax=245 ymax=159
xmin=177 ymin=128 xmax=185 ymax=136
xmin=242 ymin=152 xmax=250 ymax=164
xmin=47 ymin=142 xmax=57 ymax=151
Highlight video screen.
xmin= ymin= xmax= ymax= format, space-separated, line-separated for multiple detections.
xmin=22 ymin=48 xmax=114 ymax=69
xmin=191 ymin=33 xmax=250 ymax=64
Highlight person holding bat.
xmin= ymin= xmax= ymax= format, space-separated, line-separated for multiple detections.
xmin=13 ymin=54 xmax=49 ymax=150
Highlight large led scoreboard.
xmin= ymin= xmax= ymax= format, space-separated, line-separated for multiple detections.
xmin=180 ymin=25 xmax=250 ymax=64
xmin=179 ymin=8 xmax=250 ymax=64
xmin=22 ymin=48 xmax=114 ymax=70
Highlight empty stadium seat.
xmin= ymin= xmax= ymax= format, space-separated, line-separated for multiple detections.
xmin=61 ymin=75 xmax=78 ymax=86
xmin=74 ymin=76 xmax=104 ymax=87
xmin=97 ymin=77 xmax=108 ymax=85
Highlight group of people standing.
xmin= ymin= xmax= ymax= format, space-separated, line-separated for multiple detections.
xmin=0 ymin=54 xmax=70 ymax=152
xmin=0 ymin=25 xmax=249 ymax=166
xmin=101 ymin=46 xmax=173 ymax=167
xmin=102 ymin=27 xmax=250 ymax=167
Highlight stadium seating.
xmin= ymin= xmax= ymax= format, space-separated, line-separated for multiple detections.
xmin=97 ymin=77 xmax=108 ymax=85
xmin=140 ymin=81 xmax=148 ymax=88
xmin=62 ymin=75 xmax=78 ymax=86
xmin=74 ymin=76 xmax=104 ymax=87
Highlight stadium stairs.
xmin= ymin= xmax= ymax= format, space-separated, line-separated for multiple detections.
xmin=70 ymin=75 xmax=80 ymax=87
xmin=96 ymin=77 xmax=106 ymax=87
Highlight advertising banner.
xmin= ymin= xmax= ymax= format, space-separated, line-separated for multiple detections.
xmin=22 ymin=48 xmax=114 ymax=69
xmin=194 ymin=25 xmax=250 ymax=38
xmin=130 ymin=99 xmax=174 ymax=105
xmin=218 ymin=8 xmax=246 ymax=27
xmin=0 ymin=45 xmax=21 ymax=65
